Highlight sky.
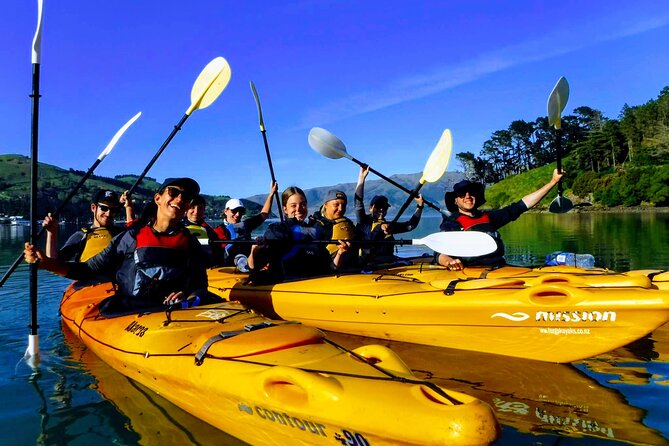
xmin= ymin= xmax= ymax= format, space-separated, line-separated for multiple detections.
xmin=2 ymin=1 xmax=669 ymax=198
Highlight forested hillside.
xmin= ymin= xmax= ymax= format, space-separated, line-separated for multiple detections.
xmin=457 ymin=86 xmax=669 ymax=207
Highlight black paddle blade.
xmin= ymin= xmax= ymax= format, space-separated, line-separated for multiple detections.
xmin=549 ymin=195 xmax=574 ymax=213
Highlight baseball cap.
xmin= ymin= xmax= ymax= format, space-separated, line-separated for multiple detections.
xmin=225 ymin=198 xmax=244 ymax=210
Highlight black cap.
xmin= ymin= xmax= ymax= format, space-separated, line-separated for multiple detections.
xmin=444 ymin=180 xmax=486 ymax=213
xmin=92 ymin=189 xmax=119 ymax=205
xmin=369 ymin=195 xmax=390 ymax=208
xmin=160 ymin=177 xmax=200 ymax=196
xmin=323 ymin=189 xmax=347 ymax=204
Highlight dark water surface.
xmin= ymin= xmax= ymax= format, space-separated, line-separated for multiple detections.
xmin=1 ymin=213 xmax=667 ymax=445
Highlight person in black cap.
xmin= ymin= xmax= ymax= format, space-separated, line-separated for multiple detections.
xmin=310 ymin=188 xmax=357 ymax=269
xmin=354 ymin=166 xmax=424 ymax=265
xmin=25 ymin=177 xmax=213 ymax=314
xmin=43 ymin=189 xmax=127 ymax=263
xmin=436 ymin=169 xmax=563 ymax=270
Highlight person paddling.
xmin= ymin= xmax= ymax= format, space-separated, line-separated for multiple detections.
xmin=214 ymin=181 xmax=277 ymax=269
xmin=435 ymin=169 xmax=564 ymax=270
xmin=43 ymin=189 xmax=130 ymax=263
xmin=24 ymin=178 xmax=211 ymax=314
xmin=248 ymin=186 xmax=349 ymax=284
xmin=183 ymin=194 xmax=223 ymax=266
xmin=355 ymin=166 xmax=424 ymax=265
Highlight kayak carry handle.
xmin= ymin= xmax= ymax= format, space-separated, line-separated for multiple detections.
xmin=258 ymin=366 xmax=343 ymax=406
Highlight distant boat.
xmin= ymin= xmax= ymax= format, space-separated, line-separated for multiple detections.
xmin=9 ymin=216 xmax=30 ymax=226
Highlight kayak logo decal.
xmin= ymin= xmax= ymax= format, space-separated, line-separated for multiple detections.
xmin=491 ymin=310 xmax=617 ymax=323
xmin=125 ymin=320 xmax=148 ymax=337
xmin=196 ymin=309 xmax=233 ymax=320
xmin=250 ymin=404 xmax=327 ymax=437
xmin=491 ymin=312 xmax=530 ymax=321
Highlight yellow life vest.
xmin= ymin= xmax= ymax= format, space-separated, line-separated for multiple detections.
xmin=79 ymin=226 xmax=115 ymax=262
xmin=326 ymin=217 xmax=356 ymax=255
xmin=185 ymin=223 xmax=209 ymax=240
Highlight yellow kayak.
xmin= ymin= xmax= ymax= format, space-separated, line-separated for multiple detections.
xmin=60 ymin=281 xmax=499 ymax=446
xmin=207 ymin=262 xmax=669 ymax=363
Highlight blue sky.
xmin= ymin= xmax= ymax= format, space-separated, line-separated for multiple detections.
xmin=2 ymin=1 xmax=669 ymax=198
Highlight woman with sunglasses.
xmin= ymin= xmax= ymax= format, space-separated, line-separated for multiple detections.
xmin=43 ymin=189 xmax=126 ymax=263
xmin=24 ymin=178 xmax=210 ymax=314
xmin=436 ymin=169 xmax=563 ymax=270
xmin=214 ymin=181 xmax=277 ymax=269
xmin=247 ymin=186 xmax=349 ymax=284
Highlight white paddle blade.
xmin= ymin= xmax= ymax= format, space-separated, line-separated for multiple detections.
xmin=250 ymin=81 xmax=266 ymax=131
xmin=420 ymin=129 xmax=452 ymax=183
xmin=547 ymin=76 xmax=570 ymax=130
xmin=99 ymin=111 xmax=142 ymax=160
xmin=413 ymin=231 xmax=497 ymax=257
xmin=187 ymin=57 xmax=232 ymax=114
xmin=308 ymin=127 xmax=350 ymax=160
xmin=31 ymin=0 xmax=44 ymax=64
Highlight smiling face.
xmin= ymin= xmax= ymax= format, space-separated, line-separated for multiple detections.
xmin=155 ymin=186 xmax=192 ymax=224
xmin=91 ymin=202 xmax=118 ymax=228
xmin=186 ymin=203 xmax=205 ymax=223
xmin=323 ymin=199 xmax=346 ymax=220
xmin=283 ymin=193 xmax=308 ymax=221
xmin=224 ymin=207 xmax=245 ymax=224
xmin=454 ymin=191 xmax=477 ymax=214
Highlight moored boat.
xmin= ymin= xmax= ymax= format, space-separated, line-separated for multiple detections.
xmin=207 ymin=261 xmax=669 ymax=363
xmin=60 ymin=281 xmax=500 ymax=446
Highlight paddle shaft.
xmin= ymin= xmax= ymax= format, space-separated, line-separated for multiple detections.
xmin=556 ymin=127 xmax=564 ymax=197
xmin=250 ymin=82 xmax=283 ymax=221
xmin=29 ymin=60 xmax=41 ymax=338
xmin=391 ymin=182 xmax=424 ymax=224
xmin=349 ymin=156 xmax=441 ymax=213
xmin=127 ymin=113 xmax=189 ymax=197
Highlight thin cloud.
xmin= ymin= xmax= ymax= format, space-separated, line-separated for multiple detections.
xmin=299 ymin=11 xmax=669 ymax=127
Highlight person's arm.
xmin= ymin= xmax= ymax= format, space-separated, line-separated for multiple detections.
xmin=258 ymin=181 xmax=278 ymax=220
xmin=354 ymin=166 xmax=369 ymax=224
xmin=42 ymin=213 xmax=59 ymax=258
xmin=521 ymin=169 xmax=563 ymax=209
xmin=120 ymin=191 xmax=135 ymax=223
xmin=436 ymin=253 xmax=464 ymax=271
xmin=389 ymin=194 xmax=424 ymax=235
xmin=24 ymin=242 xmax=70 ymax=276
xmin=332 ymin=241 xmax=351 ymax=270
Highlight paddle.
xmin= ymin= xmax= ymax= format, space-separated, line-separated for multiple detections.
xmin=308 ymin=127 xmax=446 ymax=214
xmin=390 ymin=129 xmax=452 ymax=224
xmin=0 ymin=111 xmax=142 ymax=292
xmin=126 ymin=57 xmax=231 ymax=197
xmin=547 ymin=76 xmax=573 ymax=213
xmin=250 ymin=81 xmax=283 ymax=221
xmin=202 ymin=230 xmax=497 ymax=258
xmin=26 ymin=0 xmax=44 ymax=361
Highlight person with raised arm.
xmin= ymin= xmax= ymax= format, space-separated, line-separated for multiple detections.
xmin=436 ymin=169 xmax=564 ymax=270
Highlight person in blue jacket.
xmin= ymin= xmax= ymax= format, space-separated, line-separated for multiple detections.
xmin=24 ymin=178 xmax=210 ymax=314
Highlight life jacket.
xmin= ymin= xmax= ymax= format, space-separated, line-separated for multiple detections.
xmin=321 ymin=217 xmax=356 ymax=255
xmin=130 ymin=226 xmax=192 ymax=300
xmin=79 ymin=226 xmax=116 ymax=262
xmin=445 ymin=212 xmax=505 ymax=266
xmin=184 ymin=222 xmax=209 ymax=240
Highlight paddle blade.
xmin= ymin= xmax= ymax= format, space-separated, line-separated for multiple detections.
xmin=250 ymin=81 xmax=266 ymax=131
xmin=420 ymin=129 xmax=452 ymax=183
xmin=547 ymin=77 xmax=570 ymax=130
xmin=549 ymin=195 xmax=574 ymax=214
xmin=308 ymin=127 xmax=350 ymax=160
xmin=99 ymin=111 xmax=142 ymax=160
xmin=31 ymin=0 xmax=44 ymax=64
xmin=187 ymin=57 xmax=232 ymax=114
xmin=413 ymin=231 xmax=497 ymax=257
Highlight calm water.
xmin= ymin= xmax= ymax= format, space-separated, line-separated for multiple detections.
xmin=0 ymin=213 xmax=668 ymax=445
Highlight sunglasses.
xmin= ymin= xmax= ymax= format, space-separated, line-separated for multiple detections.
xmin=165 ymin=186 xmax=194 ymax=203
xmin=97 ymin=203 xmax=118 ymax=214
xmin=455 ymin=190 xmax=474 ymax=198
xmin=229 ymin=208 xmax=246 ymax=215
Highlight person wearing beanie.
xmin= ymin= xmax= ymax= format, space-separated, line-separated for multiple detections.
xmin=436 ymin=169 xmax=564 ymax=270
xmin=354 ymin=166 xmax=424 ymax=265
xmin=25 ymin=177 xmax=212 ymax=314
xmin=43 ymin=189 xmax=126 ymax=263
